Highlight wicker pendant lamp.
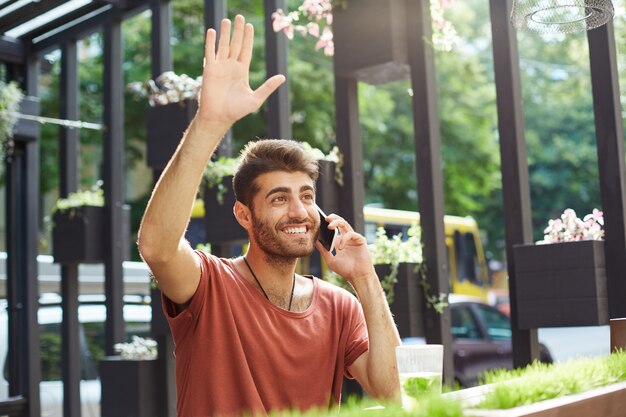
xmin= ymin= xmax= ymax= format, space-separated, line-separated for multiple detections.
xmin=510 ymin=0 xmax=614 ymax=34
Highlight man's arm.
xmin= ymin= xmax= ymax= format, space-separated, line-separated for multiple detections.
xmin=137 ymin=16 xmax=285 ymax=305
xmin=316 ymin=216 xmax=401 ymax=402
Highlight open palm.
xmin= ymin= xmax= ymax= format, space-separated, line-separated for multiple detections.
xmin=197 ymin=15 xmax=285 ymax=126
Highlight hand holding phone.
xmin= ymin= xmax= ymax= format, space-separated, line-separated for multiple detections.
xmin=316 ymin=205 xmax=339 ymax=253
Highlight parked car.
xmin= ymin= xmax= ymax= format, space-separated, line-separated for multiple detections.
xmin=404 ymin=294 xmax=553 ymax=387
xmin=0 ymin=294 xmax=152 ymax=417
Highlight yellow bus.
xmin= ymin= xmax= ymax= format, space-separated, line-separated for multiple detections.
xmin=363 ymin=206 xmax=491 ymax=301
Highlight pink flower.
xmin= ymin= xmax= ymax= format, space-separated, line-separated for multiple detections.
xmin=315 ymin=26 xmax=333 ymax=52
xmin=307 ymin=22 xmax=320 ymax=37
xmin=272 ymin=9 xmax=289 ymax=32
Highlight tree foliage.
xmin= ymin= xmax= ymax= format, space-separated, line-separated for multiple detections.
xmin=31 ymin=0 xmax=626 ymax=263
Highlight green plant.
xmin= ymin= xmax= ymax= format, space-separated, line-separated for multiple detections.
xmin=0 ymin=80 xmax=24 ymax=162
xmin=202 ymin=156 xmax=240 ymax=205
xmin=368 ymin=223 xmax=423 ymax=305
xmin=477 ymin=350 xmax=626 ymax=410
xmin=52 ymin=181 xmax=105 ymax=215
xmin=301 ymin=142 xmax=344 ymax=186
xmin=267 ymin=392 xmax=464 ymax=417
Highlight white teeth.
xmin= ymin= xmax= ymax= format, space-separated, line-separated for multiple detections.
xmin=285 ymin=227 xmax=306 ymax=234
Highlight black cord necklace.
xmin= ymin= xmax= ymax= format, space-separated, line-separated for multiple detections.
xmin=243 ymin=256 xmax=296 ymax=311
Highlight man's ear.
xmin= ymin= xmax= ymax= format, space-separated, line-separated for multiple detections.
xmin=233 ymin=201 xmax=253 ymax=229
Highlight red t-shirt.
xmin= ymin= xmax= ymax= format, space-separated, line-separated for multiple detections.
xmin=163 ymin=250 xmax=369 ymax=417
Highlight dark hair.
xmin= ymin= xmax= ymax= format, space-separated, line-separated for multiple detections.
xmin=233 ymin=139 xmax=319 ymax=206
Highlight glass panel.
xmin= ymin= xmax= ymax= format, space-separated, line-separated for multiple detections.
xmin=474 ymin=304 xmax=511 ymax=341
xmin=451 ymin=306 xmax=481 ymax=340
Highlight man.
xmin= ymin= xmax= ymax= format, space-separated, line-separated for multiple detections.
xmin=137 ymin=15 xmax=401 ymax=417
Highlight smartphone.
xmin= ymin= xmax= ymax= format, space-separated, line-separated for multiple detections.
xmin=316 ymin=205 xmax=338 ymax=253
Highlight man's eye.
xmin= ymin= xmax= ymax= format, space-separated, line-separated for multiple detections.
xmin=273 ymin=196 xmax=287 ymax=203
xmin=302 ymin=194 xmax=314 ymax=201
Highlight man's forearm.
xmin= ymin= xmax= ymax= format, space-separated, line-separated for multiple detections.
xmin=355 ymin=276 xmax=402 ymax=400
xmin=138 ymin=118 xmax=230 ymax=261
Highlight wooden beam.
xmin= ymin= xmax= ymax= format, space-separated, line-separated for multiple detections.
xmin=405 ymin=0 xmax=453 ymax=385
xmin=263 ymin=0 xmax=291 ymax=139
xmin=587 ymin=23 xmax=626 ymax=320
xmin=150 ymin=0 xmax=171 ymax=79
xmin=59 ymin=40 xmax=82 ymax=417
xmin=489 ymin=0 xmax=539 ymax=368
xmin=103 ymin=18 xmax=126 ymax=355
xmin=333 ymin=75 xmax=365 ymax=233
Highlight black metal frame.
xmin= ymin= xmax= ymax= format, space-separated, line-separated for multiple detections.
xmin=2 ymin=0 xmax=626 ymax=415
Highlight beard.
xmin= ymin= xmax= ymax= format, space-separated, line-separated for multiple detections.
xmin=250 ymin=211 xmax=318 ymax=263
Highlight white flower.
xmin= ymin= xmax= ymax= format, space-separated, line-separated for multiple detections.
xmin=114 ymin=336 xmax=158 ymax=360
xmin=537 ymin=208 xmax=604 ymax=244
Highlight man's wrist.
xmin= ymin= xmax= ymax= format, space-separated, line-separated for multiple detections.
xmin=189 ymin=116 xmax=232 ymax=138
xmin=351 ymin=271 xmax=385 ymax=301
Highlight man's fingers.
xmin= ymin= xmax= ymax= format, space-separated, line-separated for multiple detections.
xmin=315 ymin=241 xmax=333 ymax=263
xmin=239 ymin=23 xmax=254 ymax=66
xmin=204 ymin=29 xmax=216 ymax=65
xmin=229 ymin=15 xmax=245 ymax=60
xmin=216 ymin=18 xmax=231 ymax=60
xmin=253 ymin=74 xmax=286 ymax=103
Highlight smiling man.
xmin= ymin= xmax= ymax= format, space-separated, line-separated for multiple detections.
xmin=137 ymin=15 xmax=400 ymax=417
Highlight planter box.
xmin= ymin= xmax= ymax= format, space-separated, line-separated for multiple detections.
xmin=333 ymin=0 xmax=409 ymax=84
xmin=203 ymin=176 xmax=248 ymax=243
xmin=146 ymin=99 xmax=198 ymax=169
xmin=52 ymin=205 xmax=130 ymax=264
xmin=513 ymin=240 xmax=607 ymax=329
xmin=315 ymin=160 xmax=341 ymax=215
xmin=375 ymin=262 xmax=424 ymax=338
xmin=13 ymin=95 xmax=40 ymax=141
xmin=150 ymin=286 xmax=169 ymax=336
xmin=458 ymin=380 xmax=626 ymax=417
xmin=99 ymin=357 xmax=164 ymax=417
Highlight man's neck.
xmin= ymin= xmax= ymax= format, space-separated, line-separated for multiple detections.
xmin=244 ymin=248 xmax=298 ymax=283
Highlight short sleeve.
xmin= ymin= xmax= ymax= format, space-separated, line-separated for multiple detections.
xmin=343 ymin=296 xmax=369 ymax=378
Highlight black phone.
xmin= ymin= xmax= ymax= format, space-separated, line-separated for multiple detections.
xmin=316 ymin=205 xmax=338 ymax=252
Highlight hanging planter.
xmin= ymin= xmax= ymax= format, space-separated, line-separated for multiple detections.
xmin=333 ymin=0 xmax=409 ymax=85
xmin=52 ymin=186 xmax=130 ymax=264
xmin=513 ymin=240 xmax=607 ymax=329
xmin=314 ymin=146 xmax=344 ymax=214
xmin=375 ymin=262 xmax=425 ymax=338
xmin=513 ymin=208 xmax=607 ymax=329
xmin=13 ymin=95 xmax=40 ymax=142
xmin=146 ymin=99 xmax=198 ymax=169
xmin=203 ymin=174 xmax=249 ymax=243
xmin=99 ymin=356 xmax=163 ymax=417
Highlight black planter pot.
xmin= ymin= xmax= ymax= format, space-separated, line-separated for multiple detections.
xmin=150 ymin=286 xmax=169 ymax=336
xmin=99 ymin=357 xmax=164 ymax=417
xmin=315 ymin=160 xmax=341 ymax=215
xmin=52 ymin=205 xmax=130 ymax=264
xmin=375 ymin=262 xmax=425 ymax=338
xmin=513 ymin=240 xmax=608 ymax=329
xmin=146 ymin=99 xmax=198 ymax=169
xmin=13 ymin=95 xmax=40 ymax=142
xmin=203 ymin=176 xmax=248 ymax=243
xmin=333 ymin=0 xmax=408 ymax=85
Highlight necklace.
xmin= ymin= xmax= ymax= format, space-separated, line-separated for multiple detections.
xmin=242 ymin=256 xmax=296 ymax=311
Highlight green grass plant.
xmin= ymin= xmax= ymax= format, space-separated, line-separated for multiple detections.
xmin=267 ymin=393 xmax=465 ymax=417
xmin=477 ymin=350 xmax=626 ymax=409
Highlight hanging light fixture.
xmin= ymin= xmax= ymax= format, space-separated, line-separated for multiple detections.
xmin=510 ymin=0 xmax=614 ymax=34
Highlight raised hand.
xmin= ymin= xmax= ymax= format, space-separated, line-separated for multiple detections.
xmin=197 ymin=15 xmax=285 ymax=126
